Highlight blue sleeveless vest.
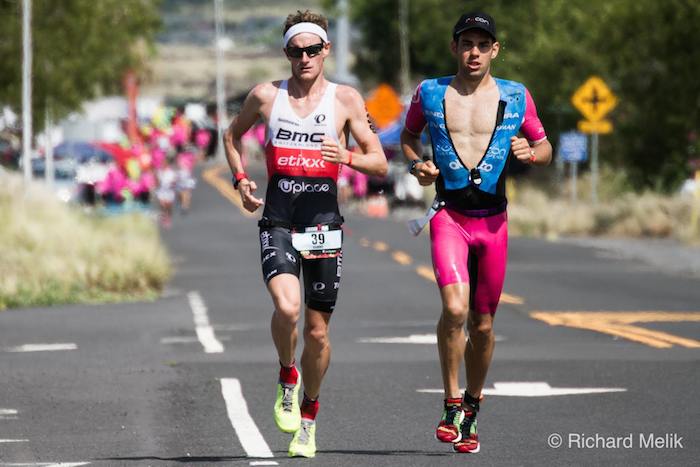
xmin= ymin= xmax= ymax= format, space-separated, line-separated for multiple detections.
xmin=418 ymin=76 xmax=526 ymax=194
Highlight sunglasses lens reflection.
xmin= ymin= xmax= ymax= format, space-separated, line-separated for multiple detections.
xmin=287 ymin=43 xmax=324 ymax=58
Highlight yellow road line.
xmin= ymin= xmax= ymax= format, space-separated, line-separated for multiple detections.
xmin=373 ymin=241 xmax=389 ymax=252
xmin=392 ymin=251 xmax=413 ymax=265
xmin=530 ymin=311 xmax=700 ymax=349
xmin=416 ymin=265 xmax=437 ymax=283
xmin=611 ymin=324 xmax=700 ymax=348
xmin=202 ymin=165 xmax=256 ymax=218
xmin=500 ymin=293 xmax=525 ymax=305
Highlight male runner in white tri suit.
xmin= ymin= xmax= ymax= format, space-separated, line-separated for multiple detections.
xmin=223 ymin=10 xmax=387 ymax=458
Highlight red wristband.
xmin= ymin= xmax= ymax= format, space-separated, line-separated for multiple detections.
xmin=232 ymin=172 xmax=248 ymax=188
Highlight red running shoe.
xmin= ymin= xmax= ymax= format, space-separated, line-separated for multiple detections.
xmin=453 ymin=410 xmax=479 ymax=453
xmin=435 ymin=404 xmax=465 ymax=443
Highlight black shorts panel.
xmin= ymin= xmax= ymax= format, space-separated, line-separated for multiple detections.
xmin=260 ymin=227 xmax=301 ymax=282
xmin=302 ymin=251 xmax=342 ymax=313
xmin=259 ymin=227 xmax=342 ymax=313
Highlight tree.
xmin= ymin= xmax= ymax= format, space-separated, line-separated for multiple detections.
xmin=600 ymin=0 xmax=700 ymax=190
xmin=0 ymin=0 xmax=162 ymax=131
xmin=342 ymin=0 xmax=700 ymax=191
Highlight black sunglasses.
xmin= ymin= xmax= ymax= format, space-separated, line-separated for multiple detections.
xmin=286 ymin=43 xmax=325 ymax=59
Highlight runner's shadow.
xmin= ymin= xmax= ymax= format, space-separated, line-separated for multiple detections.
xmin=95 ymin=456 xmax=250 ymax=463
xmin=318 ymin=449 xmax=452 ymax=457
xmin=98 ymin=449 xmax=452 ymax=463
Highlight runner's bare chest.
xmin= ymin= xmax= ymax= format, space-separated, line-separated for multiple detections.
xmin=444 ymin=83 xmax=500 ymax=170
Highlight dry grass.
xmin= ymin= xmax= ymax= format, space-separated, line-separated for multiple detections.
xmin=508 ymin=170 xmax=700 ymax=244
xmin=0 ymin=174 xmax=171 ymax=309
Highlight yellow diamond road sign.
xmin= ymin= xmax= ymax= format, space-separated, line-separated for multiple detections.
xmin=571 ymin=76 xmax=618 ymax=122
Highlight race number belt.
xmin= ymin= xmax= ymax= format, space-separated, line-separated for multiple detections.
xmin=291 ymin=225 xmax=343 ymax=252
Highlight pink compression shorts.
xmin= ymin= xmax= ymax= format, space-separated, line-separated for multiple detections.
xmin=430 ymin=208 xmax=508 ymax=314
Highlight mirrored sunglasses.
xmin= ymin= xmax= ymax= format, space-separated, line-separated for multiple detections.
xmin=286 ymin=43 xmax=325 ymax=59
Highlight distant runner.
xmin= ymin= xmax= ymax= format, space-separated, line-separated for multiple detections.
xmin=223 ymin=10 xmax=387 ymax=458
xmin=401 ymin=11 xmax=552 ymax=454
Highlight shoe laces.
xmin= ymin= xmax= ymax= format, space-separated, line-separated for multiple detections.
xmin=460 ymin=410 xmax=477 ymax=435
xmin=281 ymin=384 xmax=295 ymax=412
xmin=444 ymin=405 xmax=462 ymax=426
xmin=297 ymin=420 xmax=313 ymax=444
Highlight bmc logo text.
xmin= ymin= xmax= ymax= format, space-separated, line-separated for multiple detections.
xmin=278 ymin=179 xmax=331 ymax=194
xmin=276 ymin=128 xmax=324 ymax=143
xmin=278 ymin=154 xmax=326 ymax=169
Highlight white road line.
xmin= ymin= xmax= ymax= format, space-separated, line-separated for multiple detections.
xmin=0 ymin=409 xmax=18 ymax=415
xmin=0 ymin=439 xmax=29 ymax=443
xmin=187 ymin=291 xmax=224 ymax=353
xmin=160 ymin=336 xmax=201 ymax=344
xmin=358 ymin=334 xmax=505 ymax=344
xmin=220 ymin=378 xmax=276 ymax=462
xmin=0 ymin=463 xmax=90 ymax=466
xmin=418 ymin=382 xmax=627 ymax=397
xmin=5 ymin=343 xmax=77 ymax=353
xmin=249 ymin=462 xmax=279 ymax=466
xmin=213 ymin=324 xmax=259 ymax=331
xmin=160 ymin=336 xmax=231 ymax=345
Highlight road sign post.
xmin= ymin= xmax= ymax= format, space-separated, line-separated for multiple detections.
xmin=591 ymin=132 xmax=599 ymax=204
xmin=571 ymin=160 xmax=578 ymax=205
xmin=558 ymin=131 xmax=588 ymax=205
xmin=691 ymin=169 xmax=700 ymax=238
xmin=571 ymin=76 xmax=617 ymax=204
xmin=22 ymin=0 xmax=32 ymax=183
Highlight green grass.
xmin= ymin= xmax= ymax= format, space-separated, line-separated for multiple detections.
xmin=0 ymin=174 xmax=172 ymax=310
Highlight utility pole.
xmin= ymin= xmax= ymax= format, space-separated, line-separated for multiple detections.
xmin=45 ymin=107 xmax=54 ymax=189
xmin=335 ymin=0 xmax=351 ymax=83
xmin=398 ymin=0 xmax=411 ymax=96
xmin=22 ymin=0 xmax=33 ymax=182
xmin=214 ymin=0 xmax=227 ymax=161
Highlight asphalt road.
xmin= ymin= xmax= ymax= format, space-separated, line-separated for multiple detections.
xmin=1 ymin=163 xmax=698 ymax=466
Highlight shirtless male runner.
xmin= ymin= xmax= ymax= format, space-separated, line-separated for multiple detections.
xmin=401 ymin=11 xmax=552 ymax=453
xmin=223 ymin=10 xmax=387 ymax=458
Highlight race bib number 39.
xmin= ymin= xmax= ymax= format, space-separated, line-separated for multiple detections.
xmin=292 ymin=229 xmax=342 ymax=252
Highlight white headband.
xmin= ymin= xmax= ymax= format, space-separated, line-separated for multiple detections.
xmin=283 ymin=22 xmax=328 ymax=47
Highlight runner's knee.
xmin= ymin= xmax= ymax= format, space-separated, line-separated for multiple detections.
xmin=304 ymin=322 xmax=329 ymax=348
xmin=274 ymin=298 xmax=301 ymax=323
xmin=467 ymin=314 xmax=493 ymax=340
xmin=441 ymin=295 xmax=469 ymax=325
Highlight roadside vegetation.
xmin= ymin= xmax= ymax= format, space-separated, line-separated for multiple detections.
xmin=508 ymin=168 xmax=700 ymax=244
xmin=0 ymin=174 xmax=171 ymax=310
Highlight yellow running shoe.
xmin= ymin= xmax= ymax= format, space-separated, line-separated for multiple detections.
xmin=288 ymin=419 xmax=316 ymax=458
xmin=274 ymin=381 xmax=301 ymax=433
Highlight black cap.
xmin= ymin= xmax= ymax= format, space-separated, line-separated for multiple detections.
xmin=452 ymin=11 xmax=496 ymax=41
